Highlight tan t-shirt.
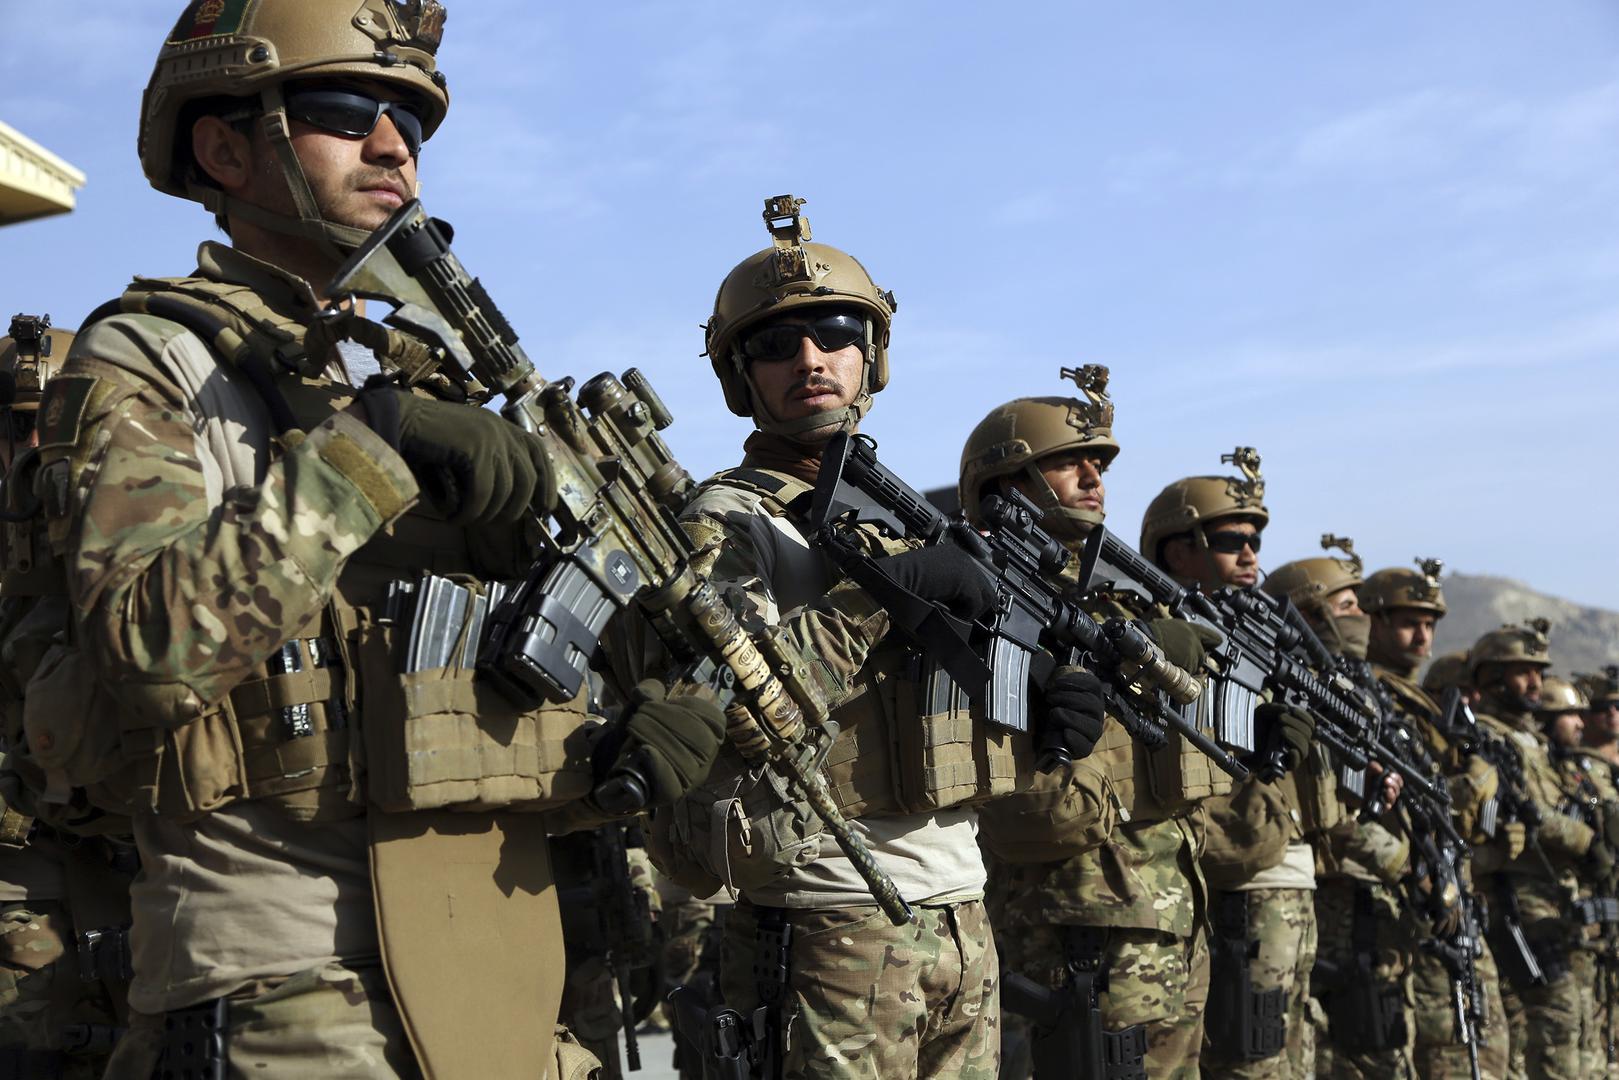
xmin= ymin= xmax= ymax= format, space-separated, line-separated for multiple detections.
xmin=129 ymin=803 xmax=376 ymax=1013
xmin=0 ymin=844 xmax=66 ymax=903
xmin=1236 ymin=838 xmax=1317 ymax=891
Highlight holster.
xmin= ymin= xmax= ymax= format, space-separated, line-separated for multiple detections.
xmin=748 ymin=907 xmax=793 ymax=1080
xmin=1001 ymin=926 xmax=1147 ymax=1080
xmin=157 ymin=998 xmax=227 ymax=1080
xmin=667 ymin=985 xmax=754 ymax=1080
xmin=1491 ymin=877 xmax=1567 ymax=990
xmin=1323 ymin=886 xmax=1407 ymax=1052
xmin=1206 ymin=891 xmax=1287 ymax=1062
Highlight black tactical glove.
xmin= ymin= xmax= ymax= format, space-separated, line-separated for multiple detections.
xmin=1256 ymin=701 xmax=1315 ymax=775
xmin=1145 ymin=618 xmax=1222 ymax=674
xmin=359 ymin=383 xmax=555 ymax=526
xmin=875 ymin=543 xmax=997 ymax=623
xmin=1040 ymin=665 xmax=1107 ymax=762
xmin=594 ymin=683 xmax=726 ymax=811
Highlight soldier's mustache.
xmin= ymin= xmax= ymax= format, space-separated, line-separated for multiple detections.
xmin=789 ymin=377 xmax=843 ymax=398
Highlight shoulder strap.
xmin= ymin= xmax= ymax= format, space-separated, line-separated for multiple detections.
xmin=699 ymin=467 xmax=815 ymax=521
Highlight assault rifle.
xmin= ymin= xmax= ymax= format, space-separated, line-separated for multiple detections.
xmin=326 ymin=200 xmax=914 ymax=925
xmin=1077 ymin=524 xmax=1454 ymax=798
xmin=806 ymin=432 xmax=1247 ymax=779
xmin=595 ymin=824 xmax=651 ymax=1075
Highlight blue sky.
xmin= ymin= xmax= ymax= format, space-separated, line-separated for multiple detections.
xmin=2 ymin=2 xmax=1616 ymax=606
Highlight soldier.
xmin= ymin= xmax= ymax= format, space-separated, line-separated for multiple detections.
xmin=1424 ymin=652 xmax=1479 ymax=711
xmin=1469 ymin=622 xmax=1603 ymax=1080
xmin=961 ymin=368 xmax=1225 ymax=1080
xmin=0 ymin=316 xmax=133 ymax=1079
xmin=1139 ymin=450 xmax=1318 ymax=1080
xmin=1263 ymin=541 xmax=1419 ymax=1080
xmin=646 ymin=195 xmax=1106 ymax=1080
xmin=31 ymin=4 xmax=724 ymax=1076
xmin=1362 ymin=562 xmax=1511 ymax=1079
xmin=1538 ymin=677 xmax=1619 ymax=1075
xmin=1576 ymin=669 xmax=1619 ymax=770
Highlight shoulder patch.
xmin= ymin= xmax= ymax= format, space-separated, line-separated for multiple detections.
xmin=36 ymin=376 xmax=97 ymax=450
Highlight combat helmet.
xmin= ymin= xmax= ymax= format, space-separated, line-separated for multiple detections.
xmin=1467 ymin=618 xmax=1553 ymax=679
xmin=1261 ymin=535 xmax=1368 ymax=657
xmin=1361 ymin=557 xmax=1448 ymax=618
xmin=0 ymin=314 xmax=74 ymax=445
xmin=1140 ymin=447 xmax=1269 ymax=568
xmin=1534 ymin=675 xmax=1588 ymax=716
xmin=1422 ymin=651 xmax=1471 ymax=697
xmin=140 ymin=0 xmax=450 ymax=255
xmin=957 ymin=365 xmax=1119 ymax=539
xmin=704 ymin=195 xmax=896 ymax=438
xmin=1574 ymin=666 xmax=1619 ymax=709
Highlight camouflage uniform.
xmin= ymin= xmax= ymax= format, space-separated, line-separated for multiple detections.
xmin=1478 ymin=696 xmax=1593 ymax=1080
xmin=984 ymin=589 xmax=1213 ymax=1080
xmin=1553 ymin=746 xmax=1619 ymax=1076
xmin=652 ymin=450 xmax=1000 ymax=1080
xmin=1377 ymin=667 xmax=1510 ymax=1080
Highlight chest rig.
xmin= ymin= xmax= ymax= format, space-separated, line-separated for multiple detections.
xmin=27 ymin=275 xmax=594 ymax=822
xmin=709 ymin=466 xmax=1024 ymax=818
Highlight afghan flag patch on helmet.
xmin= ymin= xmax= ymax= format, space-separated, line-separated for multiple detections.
xmin=168 ymin=0 xmax=253 ymax=44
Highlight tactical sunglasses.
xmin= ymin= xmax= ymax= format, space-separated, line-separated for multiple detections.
xmin=1206 ymin=530 xmax=1262 ymax=555
xmin=283 ymin=89 xmax=426 ymax=157
xmin=741 ymin=312 xmax=865 ymax=363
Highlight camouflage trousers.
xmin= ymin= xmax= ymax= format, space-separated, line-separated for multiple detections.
xmin=0 ymin=900 xmax=122 ymax=1080
xmin=1499 ymin=964 xmax=1581 ymax=1080
xmin=1570 ymin=949 xmax=1613 ymax=1077
xmin=721 ymin=899 xmax=999 ymax=1080
xmin=1410 ymin=932 xmax=1509 ymax=1080
xmin=105 ymin=961 xmax=420 ymax=1079
xmin=1202 ymin=887 xmax=1317 ymax=1080
xmin=997 ymin=923 xmax=1209 ymax=1080
xmin=1311 ymin=879 xmax=1415 ymax=1080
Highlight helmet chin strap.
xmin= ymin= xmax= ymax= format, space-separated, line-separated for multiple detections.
xmin=196 ymin=86 xmax=373 ymax=270
xmin=739 ymin=319 xmax=876 ymax=442
xmin=1015 ymin=464 xmax=1100 ymax=543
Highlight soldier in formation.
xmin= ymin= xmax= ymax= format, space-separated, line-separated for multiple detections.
xmin=6 ymin=6 xmax=1618 ymax=1080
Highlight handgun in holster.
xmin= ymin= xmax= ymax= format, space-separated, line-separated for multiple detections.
xmin=1493 ymin=879 xmax=1563 ymax=989
xmin=1323 ymin=886 xmax=1407 ymax=1051
xmin=668 ymin=982 xmax=753 ymax=1080
xmin=1001 ymin=926 xmax=1147 ymax=1080
xmin=1207 ymin=891 xmax=1287 ymax=1061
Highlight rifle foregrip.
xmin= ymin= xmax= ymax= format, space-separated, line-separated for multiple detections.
xmin=1103 ymin=619 xmax=1202 ymax=705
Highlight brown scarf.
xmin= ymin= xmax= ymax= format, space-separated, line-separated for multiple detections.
xmin=741 ymin=430 xmax=827 ymax=486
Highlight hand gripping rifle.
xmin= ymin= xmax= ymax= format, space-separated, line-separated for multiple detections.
xmin=326 ymin=200 xmax=914 ymax=925
xmin=1076 ymin=526 xmax=1450 ymax=801
xmin=806 ymin=432 xmax=1247 ymax=779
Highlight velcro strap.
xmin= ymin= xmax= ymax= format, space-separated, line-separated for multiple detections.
xmin=0 ymin=806 xmax=32 ymax=849
xmin=229 ymin=667 xmax=337 ymax=718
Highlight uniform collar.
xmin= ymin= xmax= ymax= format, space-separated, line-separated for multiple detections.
xmin=195 ymin=242 xmax=323 ymax=315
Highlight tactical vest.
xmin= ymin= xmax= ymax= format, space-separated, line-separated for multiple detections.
xmin=705 ymin=467 xmax=1026 ymax=818
xmin=1078 ymin=593 xmax=1232 ymax=823
xmin=26 ymin=275 xmax=596 ymax=822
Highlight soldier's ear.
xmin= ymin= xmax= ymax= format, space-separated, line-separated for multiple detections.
xmin=191 ymin=115 xmax=255 ymax=194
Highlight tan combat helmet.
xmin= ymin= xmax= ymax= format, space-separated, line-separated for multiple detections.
xmin=704 ymin=195 xmax=896 ymax=438
xmin=957 ymin=365 xmax=1120 ymax=539
xmin=1140 ymin=446 xmax=1269 ymax=568
xmin=1361 ymin=557 xmax=1448 ymax=618
xmin=1422 ymin=650 xmax=1471 ymax=697
xmin=140 ymin=0 xmax=450 ymax=255
xmin=1574 ymin=666 xmax=1619 ymax=709
xmin=1534 ymin=675 xmax=1589 ymax=716
xmin=1468 ymin=618 xmax=1553 ymax=690
xmin=0 ymin=314 xmax=74 ymax=418
xmin=1261 ymin=535 xmax=1367 ymax=656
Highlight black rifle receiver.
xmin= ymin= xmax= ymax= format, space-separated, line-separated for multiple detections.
xmin=808 ymin=432 xmax=1248 ymax=780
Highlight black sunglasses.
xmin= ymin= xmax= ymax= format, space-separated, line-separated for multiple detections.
xmin=283 ymin=89 xmax=426 ymax=157
xmin=1206 ymin=530 xmax=1262 ymax=555
xmin=741 ymin=312 xmax=865 ymax=363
